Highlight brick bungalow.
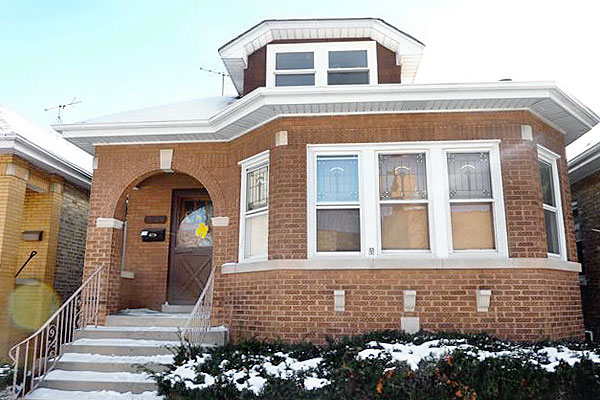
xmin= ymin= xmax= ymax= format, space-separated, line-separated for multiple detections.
xmin=0 ymin=106 xmax=91 ymax=356
xmin=569 ymin=142 xmax=600 ymax=341
xmin=54 ymin=18 xmax=599 ymax=343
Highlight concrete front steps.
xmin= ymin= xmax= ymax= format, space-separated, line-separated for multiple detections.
xmin=25 ymin=310 xmax=227 ymax=400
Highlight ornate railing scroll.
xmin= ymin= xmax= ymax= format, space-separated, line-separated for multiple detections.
xmin=9 ymin=265 xmax=104 ymax=399
xmin=181 ymin=266 xmax=216 ymax=346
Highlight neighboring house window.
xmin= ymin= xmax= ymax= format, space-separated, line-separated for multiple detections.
xmin=307 ymin=141 xmax=508 ymax=258
xmin=239 ymin=151 xmax=269 ymax=261
xmin=538 ymin=145 xmax=566 ymax=259
xmin=266 ymin=41 xmax=377 ymax=88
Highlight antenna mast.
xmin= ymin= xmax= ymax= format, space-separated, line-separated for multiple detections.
xmin=199 ymin=67 xmax=230 ymax=96
xmin=44 ymin=97 xmax=81 ymax=124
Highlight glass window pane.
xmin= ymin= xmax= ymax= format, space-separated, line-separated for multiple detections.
xmin=381 ymin=204 xmax=429 ymax=250
xmin=451 ymin=203 xmax=495 ymax=250
xmin=539 ymin=160 xmax=555 ymax=207
xmin=329 ymin=50 xmax=368 ymax=68
xmin=328 ymin=71 xmax=369 ymax=85
xmin=246 ymin=165 xmax=268 ymax=211
xmin=275 ymin=74 xmax=315 ymax=87
xmin=379 ymin=153 xmax=427 ymax=200
xmin=276 ymin=52 xmax=314 ymax=70
xmin=544 ymin=209 xmax=560 ymax=254
xmin=447 ymin=152 xmax=492 ymax=199
xmin=244 ymin=213 xmax=268 ymax=258
xmin=317 ymin=209 xmax=360 ymax=252
xmin=317 ymin=156 xmax=359 ymax=202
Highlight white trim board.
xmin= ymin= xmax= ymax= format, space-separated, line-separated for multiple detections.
xmin=221 ymin=257 xmax=581 ymax=274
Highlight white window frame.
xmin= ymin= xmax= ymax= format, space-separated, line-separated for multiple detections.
xmin=375 ymin=149 xmax=435 ymax=255
xmin=307 ymin=141 xmax=508 ymax=259
xmin=238 ymin=150 xmax=270 ymax=262
xmin=266 ymin=41 xmax=378 ymax=88
xmin=442 ymin=147 xmax=507 ymax=256
xmin=538 ymin=145 xmax=567 ymax=260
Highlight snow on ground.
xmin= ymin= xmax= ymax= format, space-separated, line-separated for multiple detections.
xmin=45 ymin=370 xmax=153 ymax=382
xmin=59 ymin=352 xmax=174 ymax=364
xmin=165 ymin=352 xmax=330 ymax=395
xmin=357 ymin=339 xmax=600 ymax=372
xmin=25 ymin=388 xmax=163 ymax=399
xmin=73 ymin=338 xmax=180 ymax=347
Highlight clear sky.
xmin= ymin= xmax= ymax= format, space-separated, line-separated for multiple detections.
xmin=1 ymin=0 xmax=598 ymax=157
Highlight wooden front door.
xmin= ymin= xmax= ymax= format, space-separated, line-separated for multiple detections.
xmin=168 ymin=190 xmax=213 ymax=305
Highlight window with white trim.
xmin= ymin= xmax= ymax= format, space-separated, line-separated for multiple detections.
xmin=307 ymin=141 xmax=508 ymax=258
xmin=538 ymin=146 xmax=566 ymax=258
xmin=239 ymin=152 xmax=269 ymax=261
xmin=446 ymin=152 xmax=496 ymax=251
xmin=266 ymin=41 xmax=378 ymax=88
xmin=316 ymin=155 xmax=361 ymax=253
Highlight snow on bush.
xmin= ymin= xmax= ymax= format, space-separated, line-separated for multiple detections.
xmin=163 ymin=351 xmax=329 ymax=395
xmin=357 ymin=338 xmax=600 ymax=372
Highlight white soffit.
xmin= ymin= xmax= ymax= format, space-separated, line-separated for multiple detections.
xmin=218 ymin=18 xmax=426 ymax=94
xmin=54 ymin=81 xmax=599 ymax=155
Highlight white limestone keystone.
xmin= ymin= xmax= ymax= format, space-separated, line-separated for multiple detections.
xmin=159 ymin=149 xmax=174 ymax=172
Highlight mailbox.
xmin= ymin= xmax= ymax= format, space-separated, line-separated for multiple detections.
xmin=140 ymin=228 xmax=165 ymax=242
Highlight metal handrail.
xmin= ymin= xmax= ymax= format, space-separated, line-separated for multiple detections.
xmin=9 ymin=265 xmax=104 ymax=399
xmin=14 ymin=251 xmax=38 ymax=278
xmin=181 ymin=266 xmax=216 ymax=345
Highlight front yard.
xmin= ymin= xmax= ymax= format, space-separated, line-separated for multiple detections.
xmin=154 ymin=331 xmax=600 ymax=399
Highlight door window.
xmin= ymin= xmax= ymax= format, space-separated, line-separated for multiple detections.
xmin=176 ymin=199 xmax=213 ymax=247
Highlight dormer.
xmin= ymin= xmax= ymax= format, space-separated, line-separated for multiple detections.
xmin=218 ymin=18 xmax=425 ymax=96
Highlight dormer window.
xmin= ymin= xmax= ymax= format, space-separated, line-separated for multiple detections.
xmin=328 ymin=50 xmax=369 ymax=85
xmin=266 ymin=41 xmax=377 ymax=88
xmin=274 ymin=52 xmax=315 ymax=86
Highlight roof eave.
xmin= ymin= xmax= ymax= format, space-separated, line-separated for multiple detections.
xmin=0 ymin=134 xmax=92 ymax=189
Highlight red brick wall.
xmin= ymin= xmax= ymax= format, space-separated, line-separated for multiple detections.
xmin=572 ymin=170 xmax=600 ymax=340
xmin=214 ymin=268 xmax=583 ymax=343
xmin=83 ymin=111 xmax=582 ymax=340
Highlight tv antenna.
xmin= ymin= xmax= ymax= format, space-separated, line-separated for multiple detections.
xmin=44 ymin=97 xmax=81 ymax=124
xmin=199 ymin=67 xmax=230 ymax=96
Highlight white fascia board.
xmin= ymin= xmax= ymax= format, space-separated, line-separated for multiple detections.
xmin=0 ymin=135 xmax=91 ymax=188
xmin=55 ymin=81 xmax=599 ymax=154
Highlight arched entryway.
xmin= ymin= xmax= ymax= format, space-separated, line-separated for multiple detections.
xmin=116 ymin=171 xmax=216 ymax=310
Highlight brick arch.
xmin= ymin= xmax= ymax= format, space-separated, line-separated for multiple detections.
xmin=107 ymin=166 xmax=227 ymax=220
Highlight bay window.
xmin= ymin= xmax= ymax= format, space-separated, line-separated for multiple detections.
xmin=538 ymin=146 xmax=566 ymax=258
xmin=239 ymin=152 xmax=269 ymax=261
xmin=316 ymin=155 xmax=361 ymax=253
xmin=308 ymin=141 xmax=508 ymax=258
xmin=378 ymin=153 xmax=430 ymax=250
xmin=446 ymin=152 xmax=496 ymax=250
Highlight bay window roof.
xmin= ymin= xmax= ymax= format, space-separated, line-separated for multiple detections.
xmin=54 ymin=81 xmax=599 ymax=155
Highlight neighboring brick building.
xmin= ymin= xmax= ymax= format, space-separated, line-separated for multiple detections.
xmin=55 ymin=18 xmax=599 ymax=343
xmin=569 ymin=142 xmax=600 ymax=341
xmin=0 ymin=107 xmax=91 ymax=356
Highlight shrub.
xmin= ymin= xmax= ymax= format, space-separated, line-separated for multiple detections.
xmin=153 ymin=331 xmax=600 ymax=400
